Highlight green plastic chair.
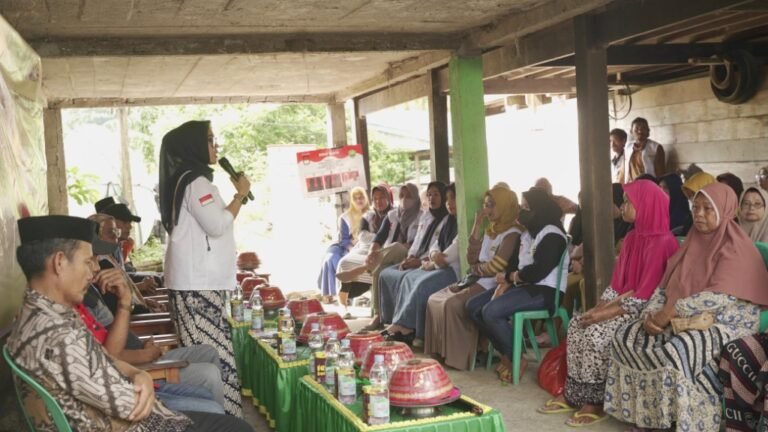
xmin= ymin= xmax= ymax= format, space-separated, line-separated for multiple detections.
xmin=3 ymin=345 xmax=72 ymax=432
xmin=755 ymin=242 xmax=768 ymax=269
xmin=507 ymin=241 xmax=571 ymax=384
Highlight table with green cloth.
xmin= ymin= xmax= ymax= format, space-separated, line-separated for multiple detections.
xmin=228 ymin=317 xmax=311 ymax=430
xmin=295 ymin=376 xmax=506 ymax=432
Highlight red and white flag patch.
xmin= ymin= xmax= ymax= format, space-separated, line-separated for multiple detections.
xmin=199 ymin=194 xmax=214 ymax=207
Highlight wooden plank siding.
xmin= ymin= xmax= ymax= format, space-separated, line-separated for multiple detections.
xmin=611 ymin=70 xmax=768 ymax=188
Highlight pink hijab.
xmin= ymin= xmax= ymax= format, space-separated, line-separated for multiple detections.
xmin=610 ymin=180 xmax=679 ymax=300
xmin=662 ymin=182 xmax=768 ymax=305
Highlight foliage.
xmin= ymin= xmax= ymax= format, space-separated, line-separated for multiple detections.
xmin=128 ymin=107 xmax=160 ymax=171
xmin=130 ymin=235 xmax=165 ymax=266
xmin=66 ymin=167 xmax=100 ymax=205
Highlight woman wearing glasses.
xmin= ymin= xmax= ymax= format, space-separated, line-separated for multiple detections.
xmin=739 ymin=186 xmax=768 ymax=243
xmin=158 ymin=120 xmax=251 ymax=417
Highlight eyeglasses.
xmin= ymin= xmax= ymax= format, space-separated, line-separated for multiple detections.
xmin=757 ymin=174 xmax=768 ymax=183
xmin=741 ymin=201 xmax=765 ymax=210
xmin=107 ymin=228 xmax=121 ymax=237
xmin=208 ymin=136 xmax=219 ymax=149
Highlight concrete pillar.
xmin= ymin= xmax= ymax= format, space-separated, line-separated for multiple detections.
xmin=326 ymin=102 xmax=347 ymax=148
xmin=44 ymin=108 xmax=68 ymax=215
xmin=574 ymin=14 xmax=615 ymax=308
xmin=353 ymin=98 xmax=372 ymax=192
xmin=449 ymin=55 xmax=489 ymax=274
xmin=427 ymin=68 xmax=450 ymax=183
xmin=118 ymin=108 xmax=135 ymax=210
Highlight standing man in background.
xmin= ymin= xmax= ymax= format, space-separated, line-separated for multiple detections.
xmin=623 ymin=117 xmax=666 ymax=181
xmin=610 ymin=128 xmax=627 ymax=184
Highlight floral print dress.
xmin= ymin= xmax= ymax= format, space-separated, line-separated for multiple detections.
xmin=604 ymin=288 xmax=760 ymax=432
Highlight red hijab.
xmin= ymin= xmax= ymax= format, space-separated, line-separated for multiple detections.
xmin=610 ymin=180 xmax=679 ymax=300
xmin=662 ymin=182 xmax=768 ymax=305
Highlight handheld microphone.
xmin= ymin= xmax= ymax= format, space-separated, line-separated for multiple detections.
xmin=218 ymin=157 xmax=254 ymax=203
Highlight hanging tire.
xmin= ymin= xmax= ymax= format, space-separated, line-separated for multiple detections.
xmin=709 ymin=49 xmax=762 ymax=104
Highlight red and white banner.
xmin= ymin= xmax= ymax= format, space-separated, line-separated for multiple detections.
xmin=296 ymin=145 xmax=367 ymax=198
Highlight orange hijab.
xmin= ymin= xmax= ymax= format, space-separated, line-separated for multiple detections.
xmin=662 ymin=182 xmax=768 ymax=305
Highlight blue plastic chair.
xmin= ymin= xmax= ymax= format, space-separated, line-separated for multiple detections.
xmin=3 ymin=345 xmax=72 ymax=432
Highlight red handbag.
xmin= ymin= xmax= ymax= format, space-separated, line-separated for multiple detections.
xmin=537 ymin=341 xmax=567 ymax=396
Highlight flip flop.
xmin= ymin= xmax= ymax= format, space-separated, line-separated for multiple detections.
xmin=536 ymin=399 xmax=576 ymax=414
xmin=565 ymin=412 xmax=608 ymax=427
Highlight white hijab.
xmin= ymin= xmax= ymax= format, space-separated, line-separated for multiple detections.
xmin=739 ymin=187 xmax=768 ymax=243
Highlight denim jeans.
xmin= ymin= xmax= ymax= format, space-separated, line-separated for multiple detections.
xmin=156 ymin=382 xmax=224 ymax=414
xmin=161 ymin=345 xmax=225 ymax=408
xmin=474 ymin=285 xmax=554 ymax=358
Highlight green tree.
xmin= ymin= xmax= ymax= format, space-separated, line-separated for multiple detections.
xmin=66 ymin=167 xmax=100 ymax=205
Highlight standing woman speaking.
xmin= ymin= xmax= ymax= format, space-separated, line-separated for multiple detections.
xmin=159 ymin=120 xmax=251 ymax=417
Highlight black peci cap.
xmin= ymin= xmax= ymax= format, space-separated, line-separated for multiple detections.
xmin=94 ymin=197 xmax=116 ymax=213
xmin=18 ymin=215 xmax=98 ymax=245
xmin=102 ymin=203 xmax=141 ymax=223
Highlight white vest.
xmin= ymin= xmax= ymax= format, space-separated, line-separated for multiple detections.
xmin=408 ymin=211 xmax=448 ymax=259
xmin=518 ymin=225 xmax=569 ymax=292
xmin=624 ymin=139 xmax=662 ymax=179
xmin=477 ymin=227 xmax=523 ymax=291
xmin=165 ymin=177 xmax=236 ymax=291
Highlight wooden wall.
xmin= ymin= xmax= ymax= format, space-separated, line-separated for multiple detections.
xmin=611 ymin=70 xmax=768 ymax=189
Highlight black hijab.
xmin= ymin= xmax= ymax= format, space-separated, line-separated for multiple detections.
xmin=660 ymin=173 xmax=692 ymax=234
xmin=437 ymin=183 xmax=458 ymax=251
xmin=414 ymin=181 xmax=449 ymax=257
xmin=159 ymin=120 xmax=214 ymax=233
xmin=612 ymin=183 xmax=633 ymax=241
xmin=519 ymin=187 xmax=564 ymax=237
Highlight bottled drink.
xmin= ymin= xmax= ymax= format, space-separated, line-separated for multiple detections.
xmin=250 ymin=290 xmax=264 ymax=333
xmin=308 ymin=324 xmax=324 ymax=375
xmin=277 ymin=308 xmax=286 ymax=332
xmin=280 ymin=308 xmax=295 ymax=336
xmin=367 ymin=355 xmax=390 ymax=425
xmin=324 ymin=331 xmax=341 ymax=393
xmin=335 ymin=339 xmax=356 ymax=403
xmin=279 ymin=309 xmax=296 ymax=361
xmin=230 ymin=285 xmax=244 ymax=322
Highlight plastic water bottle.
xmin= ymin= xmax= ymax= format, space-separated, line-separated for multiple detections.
xmin=250 ymin=290 xmax=264 ymax=333
xmin=324 ymin=331 xmax=341 ymax=393
xmin=335 ymin=339 xmax=356 ymax=403
xmin=230 ymin=285 xmax=244 ymax=322
xmin=279 ymin=309 xmax=296 ymax=361
xmin=368 ymin=354 xmax=390 ymax=424
xmin=308 ymin=324 xmax=324 ymax=375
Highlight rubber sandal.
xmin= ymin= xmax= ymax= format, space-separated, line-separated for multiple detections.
xmin=536 ymin=399 xmax=576 ymax=414
xmin=498 ymin=369 xmax=513 ymax=384
xmin=565 ymin=412 xmax=608 ymax=428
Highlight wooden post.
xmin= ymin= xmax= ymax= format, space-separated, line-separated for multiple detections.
xmin=449 ymin=55 xmax=489 ymax=274
xmin=427 ymin=68 xmax=450 ymax=183
xmin=353 ymin=98 xmax=372 ymax=192
xmin=574 ymin=14 xmax=615 ymax=308
xmin=326 ymin=102 xmax=347 ymax=148
xmin=118 ymin=108 xmax=135 ymax=210
xmin=44 ymin=108 xmax=68 ymax=215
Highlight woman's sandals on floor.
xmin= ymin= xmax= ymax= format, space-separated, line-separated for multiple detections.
xmin=537 ymin=399 xmax=576 ymax=414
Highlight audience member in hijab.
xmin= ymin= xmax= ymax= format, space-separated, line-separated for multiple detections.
xmin=339 ymin=183 xmax=421 ymax=331
xmin=659 ymin=173 xmax=693 ymax=236
xmin=604 ymin=183 xmax=768 ymax=432
xmin=158 ymin=120 xmax=249 ymax=417
xmin=739 ymin=186 xmax=768 ymax=243
xmin=535 ymin=177 xmax=578 ymax=214
xmin=317 ymin=187 xmax=370 ymax=302
xmin=538 ymin=179 xmax=679 ymax=427
xmin=612 ymin=183 xmax=634 ymax=248
xmin=336 ymin=183 xmax=393 ymax=315
xmin=717 ymin=172 xmax=745 ymax=200
xmin=425 ymin=185 xmax=523 ymax=370
xmin=378 ymin=182 xmax=450 ymax=334
xmin=681 ymin=171 xmax=716 ymax=200
xmin=381 ymin=184 xmax=459 ymax=346
xmin=471 ymin=188 xmax=569 ymax=384
xmin=719 ymin=325 xmax=768 ymax=430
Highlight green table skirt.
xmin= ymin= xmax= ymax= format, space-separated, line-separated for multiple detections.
xmin=295 ymin=376 xmax=506 ymax=432
xmin=230 ymin=318 xmax=310 ymax=431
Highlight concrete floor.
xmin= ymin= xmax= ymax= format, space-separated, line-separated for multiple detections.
xmin=241 ymin=302 xmax=628 ymax=431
